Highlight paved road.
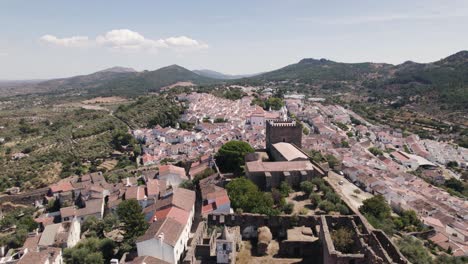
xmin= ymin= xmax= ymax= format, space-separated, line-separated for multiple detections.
xmin=325 ymin=171 xmax=373 ymax=213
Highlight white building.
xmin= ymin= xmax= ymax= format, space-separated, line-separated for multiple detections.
xmin=136 ymin=188 xmax=196 ymax=263
xmin=158 ymin=165 xmax=188 ymax=187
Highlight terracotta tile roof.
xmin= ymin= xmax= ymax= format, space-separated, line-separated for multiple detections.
xmin=60 ymin=206 xmax=76 ymax=218
xmin=146 ymin=179 xmax=162 ymax=197
xmin=136 ymin=217 xmax=184 ymax=247
xmin=125 ymin=186 xmax=146 ymax=200
xmin=17 ymin=247 xmax=61 ymax=264
xmin=155 ymin=188 xmax=195 ymax=212
xmin=153 ymin=206 xmax=190 ymax=225
xmin=21 ymin=235 xmax=40 ymax=251
xmin=202 ymin=203 xmax=216 ymax=214
xmin=215 ymin=194 xmax=230 ymax=207
xmin=130 ymin=256 xmax=171 ymax=264
xmin=159 ymin=165 xmax=187 ymax=179
xmin=76 ymin=199 xmax=103 ymax=217
xmin=50 ymin=182 xmax=74 ymax=193
xmin=34 ymin=216 xmax=55 ymax=227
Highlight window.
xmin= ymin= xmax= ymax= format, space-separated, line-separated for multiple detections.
xmin=223 ymin=244 xmax=227 ymax=250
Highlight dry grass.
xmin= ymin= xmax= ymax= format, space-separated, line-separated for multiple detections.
xmin=82 ymin=96 xmax=128 ymax=104
xmin=236 ymin=240 xmax=303 ymax=264
xmin=98 ymin=159 xmax=118 ymax=171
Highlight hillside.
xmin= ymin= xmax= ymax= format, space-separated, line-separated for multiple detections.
xmin=253 ymin=58 xmax=393 ymax=83
xmin=246 ymin=51 xmax=468 ymax=111
xmin=88 ymin=65 xmax=218 ymax=97
xmin=193 ymin=69 xmax=259 ymax=80
xmin=368 ymin=51 xmax=468 ymax=110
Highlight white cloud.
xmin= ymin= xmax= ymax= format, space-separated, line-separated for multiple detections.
xmin=0 ymin=51 xmax=7 ymax=57
xmin=40 ymin=34 xmax=90 ymax=48
xmin=40 ymin=29 xmax=208 ymax=52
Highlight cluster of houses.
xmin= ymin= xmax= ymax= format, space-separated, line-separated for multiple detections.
xmin=135 ymin=93 xmax=287 ymax=166
xmin=1 ymin=162 xmax=232 ymax=264
xmin=286 ymin=99 xmax=468 ymax=256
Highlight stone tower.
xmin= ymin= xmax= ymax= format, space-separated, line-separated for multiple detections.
xmin=266 ymin=120 xmax=302 ymax=150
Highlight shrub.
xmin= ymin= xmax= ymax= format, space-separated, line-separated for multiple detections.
xmin=336 ymin=203 xmax=350 ymax=215
xmin=318 ymin=200 xmax=335 ymax=213
xmin=283 ymin=203 xmax=294 ymax=214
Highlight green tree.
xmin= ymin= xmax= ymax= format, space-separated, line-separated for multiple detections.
xmin=445 ymin=178 xmax=464 ymax=193
xmin=225 ymin=178 xmax=278 ymax=215
xmin=331 ymin=227 xmax=355 ymax=253
xmin=116 ymin=199 xmax=148 ymax=243
xmin=336 ymin=203 xmax=350 ymax=215
xmin=368 ymin=147 xmax=383 ymax=156
xmin=318 ymin=200 xmax=335 ymax=213
xmin=359 ymin=195 xmax=391 ymax=220
xmin=300 ymin=181 xmax=315 ymax=196
xmin=215 ymin=141 xmax=254 ymax=174
xmin=397 ymin=236 xmax=432 ymax=264
xmin=63 ymin=237 xmax=115 ymax=264
xmin=309 ymin=193 xmax=322 ymax=208
xmin=279 ymin=181 xmax=292 ymax=197
xmin=111 ymin=130 xmax=135 ymax=151
xmin=325 ymin=154 xmax=340 ymax=168
xmin=265 ymin=97 xmax=284 ymax=110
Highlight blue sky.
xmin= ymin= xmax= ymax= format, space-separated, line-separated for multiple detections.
xmin=1 ymin=0 xmax=468 ymax=79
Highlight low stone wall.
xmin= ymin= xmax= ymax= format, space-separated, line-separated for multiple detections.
xmin=207 ymin=213 xmax=320 ymax=238
xmin=0 ymin=187 xmax=49 ymax=207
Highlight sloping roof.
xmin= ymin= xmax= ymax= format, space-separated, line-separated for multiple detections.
xmin=125 ymin=186 xmax=146 ymax=200
xmin=130 ymin=256 xmax=171 ymax=264
xmin=154 ymin=188 xmax=195 ymax=213
xmin=21 ymin=235 xmax=40 ymax=251
xmin=154 ymin=206 xmax=190 ymax=225
xmin=50 ymin=182 xmax=74 ymax=193
xmin=38 ymin=223 xmax=61 ymax=247
xmin=17 ymin=247 xmax=61 ymax=264
xmin=159 ymin=165 xmax=187 ymax=178
xmin=136 ymin=217 xmax=184 ymax=247
xmin=146 ymin=179 xmax=164 ymax=197
xmin=60 ymin=206 xmax=76 ymax=218
xmin=76 ymin=199 xmax=103 ymax=217
xmin=272 ymin=142 xmax=308 ymax=161
xmin=171 ymin=188 xmax=195 ymax=212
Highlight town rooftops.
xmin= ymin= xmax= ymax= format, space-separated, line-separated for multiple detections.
xmin=153 ymin=206 xmax=190 ymax=225
xmin=155 ymin=188 xmax=195 ymax=212
xmin=76 ymin=199 xmax=103 ymax=217
xmin=159 ymin=165 xmax=187 ymax=178
xmin=38 ymin=221 xmax=74 ymax=247
xmin=17 ymin=247 xmax=61 ymax=264
xmin=272 ymin=142 xmax=308 ymax=161
xmin=125 ymin=186 xmax=146 ymax=201
xmin=50 ymin=182 xmax=74 ymax=193
xmin=136 ymin=217 xmax=184 ymax=247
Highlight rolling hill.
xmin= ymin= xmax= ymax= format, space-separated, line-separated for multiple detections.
xmin=88 ymin=65 xmax=218 ymax=97
xmin=193 ymin=69 xmax=260 ymax=80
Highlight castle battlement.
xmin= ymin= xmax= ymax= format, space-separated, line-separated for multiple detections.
xmin=267 ymin=120 xmax=297 ymax=127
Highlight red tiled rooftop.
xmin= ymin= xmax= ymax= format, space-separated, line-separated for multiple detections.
xmin=50 ymin=182 xmax=74 ymax=193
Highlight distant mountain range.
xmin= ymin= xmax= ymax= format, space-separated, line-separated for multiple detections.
xmin=1 ymin=51 xmax=467 ymax=111
xmin=193 ymin=69 xmax=260 ymax=80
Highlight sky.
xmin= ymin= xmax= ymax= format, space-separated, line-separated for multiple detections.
xmin=1 ymin=0 xmax=468 ymax=79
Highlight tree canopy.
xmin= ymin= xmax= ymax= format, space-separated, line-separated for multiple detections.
xmin=215 ymin=140 xmax=254 ymax=174
xmin=226 ymin=177 xmax=278 ymax=215
xmin=116 ymin=199 xmax=148 ymax=244
xmin=63 ymin=237 xmax=116 ymax=264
